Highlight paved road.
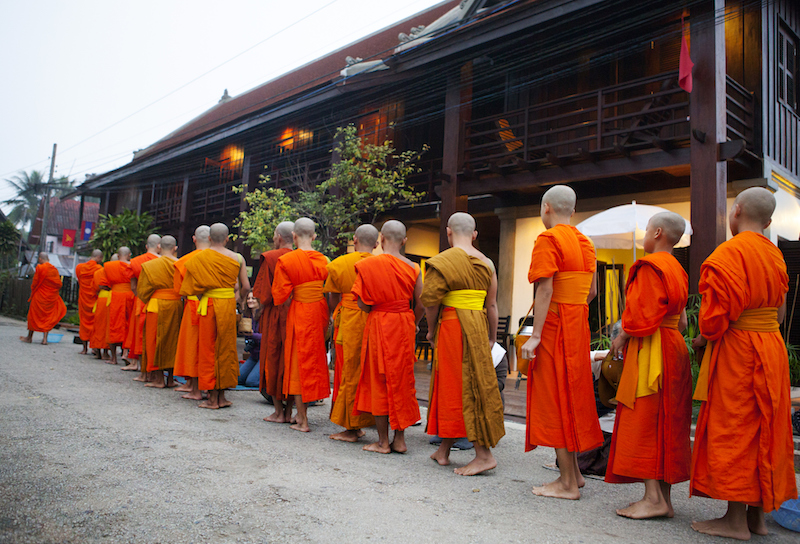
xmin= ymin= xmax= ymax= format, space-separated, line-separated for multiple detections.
xmin=1 ymin=315 xmax=797 ymax=544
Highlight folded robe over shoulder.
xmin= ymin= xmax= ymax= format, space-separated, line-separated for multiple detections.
xmin=526 ymin=224 xmax=603 ymax=453
xmin=252 ymin=247 xmax=291 ymax=400
xmin=138 ymin=256 xmax=182 ymax=372
xmin=75 ymin=260 xmax=101 ymax=341
xmin=104 ymin=261 xmax=134 ymax=344
xmin=690 ymin=231 xmax=797 ymax=512
xmin=173 ymin=249 xmax=202 ymax=378
xmin=324 ymin=251 xmax=375 ymax=430
xmin=421 ymin=247 xmax=505 ymax=449
xmin=352 ymin=254 xmax=420 ymax=431
xmin=272 ymin=249 xmax=330 ymax=403
xmin=27 ymin=261 xmax=66 ymax=332
xmin=90 ymin=268 xmax=110 ymax=350
xmin=125 ymin=252 xmax=159 ymax=356
xmin=606 ymin=252 xmax=691 ymax=485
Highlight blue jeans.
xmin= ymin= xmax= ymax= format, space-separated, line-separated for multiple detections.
xmin=239 ymin=355 xmax=260 ymax=387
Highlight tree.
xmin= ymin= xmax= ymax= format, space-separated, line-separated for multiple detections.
xmin=3 ymin=170 xmax=74 ymax=232
xmin=233 ymin=183 xmax=294 ymax=257
xmin=0 ymin=220 xmax=20 ymax=269
xmin=90 ymin=210 xmax=156 ymax=260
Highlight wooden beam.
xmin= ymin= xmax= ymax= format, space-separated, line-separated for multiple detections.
xmin=577 ymin=148 xmax=595 ymax=162
xmin=545 ymin=152 xmax=564 ymax=167
xmin=177 ymin=173 xmax=190 ymax=252
xmin=614 ymin=144 xmax=630 ymax=158
xmin=439 ymin=66 xmax=470 ymax=251
xmin=717 ymin=140 xmax=746 ymax=161
xmin=514 ymin=157 xmax=537 ymax=171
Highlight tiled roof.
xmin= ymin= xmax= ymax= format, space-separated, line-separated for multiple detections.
xmin=46 ymin=199 xmax=100 ymax=236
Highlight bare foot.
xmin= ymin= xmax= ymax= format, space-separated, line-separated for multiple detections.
xmin=41 ymin=340 xmax=48 ymax=345
xmin=132 ymin=375 xmax=146 ymax=382
xmin=616 ymin=498 xmax=671 ymax=519
xmin=531 ymin=478 xmax=581 ymax=500
xmin=263 ymin=412 xmax=285 ymax=423
xmin=691 ymin=518 xmax=751 ymax=541
xmin=174 ymin=384 xmax=192 ymax=392
xmin=19 ymin=336 xmax=32 ymax=343
xmin=181 ymin=392 xmax=203 ymax=400
xmin=218 ymin=399 xmax=232 ymax=408
xmin=106 ymin=360 xmax=118 ymax=365
xmin=454 ymin=456 xmax=497 ymax=476
xmin=120 ymin=364 xmax=138 ymax=371
xmin=290 ymin=422 xmax=310 ymax=432
xmin=390 ymin=440 xmax=407 ymax=454
xmin=363 ymin=442 xmax=391 ymax=454
xmin=198 ymin=400 xmax=220 ymax=409
xmin=330 ymin=430 xmax=363 ymax=442
xmin=79 ymin=348 xmax=88 ymax=355
xmin=144 ymin=381 xmax=166 ymax=389
xmin=430 ymin=450 xmax=451 ymax=466
xmin=747 ymin=508 xmax=767 ymax=536
xmin=577 ymin=473 xmax=586 ymax=488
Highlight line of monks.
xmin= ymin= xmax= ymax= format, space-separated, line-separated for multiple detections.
xmin=24 ymin=185 xmax=797 ymax=540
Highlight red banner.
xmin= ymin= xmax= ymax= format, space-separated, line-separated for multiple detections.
xmin=62 ymin=229 xmax=76 ymax=248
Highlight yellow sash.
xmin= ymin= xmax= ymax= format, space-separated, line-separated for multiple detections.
xmin=293 ymin=280 xmax=324 ymax=303
xmin=186 ymin=295 xmax=199 ymax=302
xmin=693 ymin=307 xmax=779 ymax=401
xmin=441 ymin=289 xmax=486 ymax=311
xmin=197 ymin=287 xmax=236 ymax=316
xmin=92 ymin=290 xmax=111 ymax=312
xmin=341 ymin=292 xmax=359 ymax=311
xmin=549 ymin=271 xmax=592 ymax=313
xmin=146 ymin=289 xmax=181 ymax=313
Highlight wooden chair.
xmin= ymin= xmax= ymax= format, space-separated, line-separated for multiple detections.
xmin=415 ymin=315 xmax=432 ymax=362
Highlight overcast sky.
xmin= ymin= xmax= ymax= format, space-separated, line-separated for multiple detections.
xmin=0 ymin=0 xmax=446 ymax=211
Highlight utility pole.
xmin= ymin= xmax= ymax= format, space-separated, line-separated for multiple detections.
xmin=37 ymin=143 xmax=57 ymax=256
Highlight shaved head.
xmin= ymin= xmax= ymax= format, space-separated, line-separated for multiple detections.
xmin=146 ymin=234 xmax=161 ymax=249
xmin=160 ymin=235 xmax=177 ymax=252
xmin=38 ymin=252 xmax=48 ymax=263
xmin=542 ymin=185 xmax=577 ymax=216
xmin=293 ymin=218 xmax=316 ymax=238
xmin=118 ymin=247 xmax=131 ymax=260
xmin=90 ymin=249 xmax=103 ymax=262
xmin=275 ymin=221 xmax=295 ymax=244
xmin=111 ymin=253 xmax=119 ymax=261
xmin=354 ymin=224 xmax=379 ymax=248
xmin=381 ymin=220 xmax=407 ymax=244
xmin=209 ymin=223 xmax=229 ymax=244
xmin=447 ymin=212 xmax=476 ymax=236
xmin=649 ymin=212 xmax=686 ymax=246
xmin=734 ymin=187 xmax=776 ymax=226
xmin=194 ymin=225 xmax=210 ymax=240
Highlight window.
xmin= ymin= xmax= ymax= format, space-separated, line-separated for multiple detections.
xmin=778 ymin=22 xmax=798 ymax=112
xmin=47 ymin=241 xmax=54 ymax=252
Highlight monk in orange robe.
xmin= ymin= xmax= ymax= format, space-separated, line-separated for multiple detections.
xmin=174 ymin=225 xmax=210 ymax=400
xmin=90 ymin=255 xmax=113 ymax=359
xmin=252 ymin=221 xmax=294 ymax=422
xmin=181 ymin=223 xmax=249 ymax=409
xmin=352 ymin=220 xmax=423 ymax=454
xmin=75 ymin=249 xmax=103 ymax=355
xmin=606 ymin=212 xmax=691 ymax=519
xmin=21 ymin=252 xmax=67 ymax=345
xmin=124 ymin=234 xmax=161 ymax=378
xmin=422 ymin=212 xmax=505 ymax=475
xmin=520 ymin=185 xmax=602 ymax=500
xmin=104 ymin=247 xmax=134 ymax=364
xmin=137 ymin=235 xmax=182 ymax=388
xmin=325 ymin=224 xmax=379 ymax=442
xmin=272 ymin=217 xmax=330 ymax=432
xmin=690 ymin=187 xmax=797 ymax=540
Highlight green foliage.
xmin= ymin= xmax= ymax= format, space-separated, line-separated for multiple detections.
xmin=0 ymin=220 xmax=20 ymax=268
xmin=590 ymin=334 xmax=611 ymax=350
xmin=683 ymin=293 xmax=702 ymax=387
xmin=787 ymin=343 xmax=800 ymax=387
xmin=233 ymin=182 xmax=294 ymax=258
xmin=90 ymin=210 xmax=156 ymax=260
xmin=2 ymin=170 xmax=74 ymax=231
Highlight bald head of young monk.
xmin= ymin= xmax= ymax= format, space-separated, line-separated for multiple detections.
xmin=193 ymin=225 xmax=211 ymax=250
xmin=446 ymin=212 xmax=478 ymax=245
xmin=540 ymin=185 xmax=577 ymax=228
xmin=90 ymin=249 xmax=103 ymax=263
xmin=292 ymin=217 xmax=316 ymax=250
xmin=111 ymin=253 xmax=119 ymax=262
xmin=380 ymin=220 xmax=407 ymax=254
xmin=644 ymin=212 xmax=686 ymax=253
xmin=146 ymin=234 xmax=162 ymax=254
xmin=273 ymin=221 xmax=294 ymax=250
xmin=729 ymin=187 xmax=776 ymax=235
xmin=208 ymin=223 xmax=229 ymax=248
xmin=117 ymin=247 xmax=131 ymax=262
xmin=37 ymin=252 xmax=49 ymax=264
xmin=353 ymin=224 xmax=380 ymax=253
xmin=159 ymin=235 xmax=178 ymax=258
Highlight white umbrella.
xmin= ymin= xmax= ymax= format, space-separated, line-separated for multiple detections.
xmin=575 ymin=201 xmax=692 ymax=260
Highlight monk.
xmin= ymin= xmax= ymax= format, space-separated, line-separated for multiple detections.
xmin=272 ymin=217 xmax=330 ymax=431
xmin=181 ymin=223 xmax=249 ymax=409
xmin=136 ymin=235 xmax=182 ymax=389
xmin=104 ymin=247 xmax=134 ymax=364
xmin=520 ymin=184 xmax=602 ymax=500
xmin=21 ymin=252 xmax=67 ymax=345
xmin=352 ymin=220 xmax=423 ymax=454
xmin=422 ymin=212 xmax=505 ymax=475
xmin=325 ymin=224 xmax=379 ymax=442
xmin=690 ymin=187 xmax=797 ymax=540
xmin=90 ymin=257 xmax=112 ymax=359
xmin=124 ymin=234 xmax=161 ymax=376
xmin=606 ymin=212 xmax=691 ymax=519
xmin=252 ymin=221 xmax=294 ymax=422
xmin=74 ymin=249 xmax=103 ymax=354
xmin=174 ymin=225 xmax=210 ymax=400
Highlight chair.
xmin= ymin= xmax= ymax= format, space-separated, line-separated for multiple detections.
xmin=415 ymin=315 xmax=432 ymax=361
xmin=496 ymin=315 xmax=511 ymax=352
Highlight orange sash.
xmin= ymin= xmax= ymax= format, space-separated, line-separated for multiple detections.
xmin=293 ymin=280 xmax=324 ymax=303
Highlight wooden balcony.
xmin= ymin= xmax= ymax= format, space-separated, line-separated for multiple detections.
xmin=190 ymin=179 xmax=242 ymax=223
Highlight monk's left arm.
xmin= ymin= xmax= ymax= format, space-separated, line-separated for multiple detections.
xmin=130 ymin=276 xmax=138 ymax=297
xmin=486 ymin=272 xmax=499 ymax=345
xmin=356 ymin=296 xmax=371 ymax=313
xmin=327 ymin=293 xmax=341 ymax=315
xmin=778 ymin=293 xmax=787 ymax=323
xmin=413 ymin=273 xmax=425 ymax=326
xmin=587 ymin=267 xmax=598 ymax=304
xmin=238 ymin=259 xmax=251 ymax=302
xmin=679 ymin=308 xmax=688 ymax=333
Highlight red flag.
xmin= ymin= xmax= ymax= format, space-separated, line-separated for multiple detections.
xmin=679 ymin=20 xmax=693 ymax=93
xmin=62 ymin=229 xmax=76 ymax=248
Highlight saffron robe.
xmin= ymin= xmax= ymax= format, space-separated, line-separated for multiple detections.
xmin=251 ymin=247 xmax=291 ymax=400
xmin=352 ymin=254 xmax=421 ymax=431
xmin=75 ymin=260 xmax=101 ymax=341
xmin=606 ymin=252 xmax=691 ymax=484
xmin=104 ymin=261 xmax=134 ymax=344
xmin=272 ymin=249 xmax=330 ymax=402
xmin=182 ymin=249 xmax=241 ymax=391
xmin=421 ymin=247 xmax=505 ymax=448
xmin=324 ymin=251 xmax=375 ymax=430
xmin=174 ymin=249 xmax=202 ymax=378
xmin=690 ymin=231 xmax=797 ymax=512
xmin=125 ymin=252 xmax=159 ymax=357
xmin=90 ymin=268 xmax=110 ymax=350
xmin=138 ymin=256 xmax=182 ymax=372
xmin=27 ymin=261 xmax=66 ymax=332
xmin=526 ymin=224 xmax=603 ymax=452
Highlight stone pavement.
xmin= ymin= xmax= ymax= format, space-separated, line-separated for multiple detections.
xmin=1 ymin=315 xmax=798 ymax=543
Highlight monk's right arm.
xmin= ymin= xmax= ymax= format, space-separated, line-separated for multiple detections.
xmin=521 ymin=276 xmax=553 ymax=360
xmin=424 ymin=304 xmax=440 ymax=348
xmin=327 ymin=293 xmax=341 ymax=315
xmin=778 ymin=293 xmax=787 ymax=323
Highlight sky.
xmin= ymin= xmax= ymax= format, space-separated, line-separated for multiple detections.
xmin=0 ymin=0 xmax=447 ymax=212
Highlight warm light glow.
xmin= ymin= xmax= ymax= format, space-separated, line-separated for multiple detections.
xmin=279 ymin=127 xmax=313 ymax=152
xmin=220 ymin=144 xmax=244 ymax=169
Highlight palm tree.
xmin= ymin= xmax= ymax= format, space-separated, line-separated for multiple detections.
xmin=3 ymin=170 xmax=74 ymax=232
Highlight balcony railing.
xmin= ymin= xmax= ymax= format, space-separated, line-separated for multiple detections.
xmin=726 ymin=75 xmax=757 ymax=152
xmin=190 ymin=179 xmax=242 ymax=223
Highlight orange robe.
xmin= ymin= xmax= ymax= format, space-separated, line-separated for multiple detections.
xmin=104 ymin=261 xmax=134 ymax=344
xmin=324 ymin=251 xmax=375 ymax=430
xmin=138 ymin=256 xmax=182 ymax=372
xmin=352 ymin=254 xmax=420 ymax=431
xmin=27 ymin=261 xmax=66 ymax=332
xmin=90 ymin=268 xmax=110 ymax=350
xmin=421 ymin=248 xmax=505 ymax=448
xmin=272 ymin=249 xmax=330 ymax=402
xmin=252 ymin=248 xmax=291 ymax=400
xmin=606 ymin=252 xmax=691 ymax=484
xmin=125 ymin=252 xmax=159 ymax=357
xmin=181 ymin=249 xmax=241 ymax=391
xmin=526 ymin=224 xmax=603 ymax=452
xmin=75 ymin=260 xmax=101 ymax=341
xmin=690 ymin=231 xmax=797 ymax=512
xmin=174 ymin=249 xmax=202 ymax=379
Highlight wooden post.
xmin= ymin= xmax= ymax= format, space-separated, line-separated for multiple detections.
xmin=689 ymin=0 xmax=728 ymax=291
xmin=177 ymin=173 xmax=190 ymax=254
xmin=236 ymin=155 xmax=251 ymax=255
